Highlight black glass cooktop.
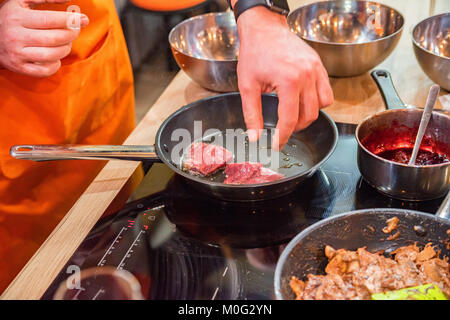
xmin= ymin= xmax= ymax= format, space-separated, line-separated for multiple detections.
xmin=42 ymin=123 xmax=443 ymax=300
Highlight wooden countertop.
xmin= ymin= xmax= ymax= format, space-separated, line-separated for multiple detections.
xmin=2 ymin=0 xmax=449 ymax=300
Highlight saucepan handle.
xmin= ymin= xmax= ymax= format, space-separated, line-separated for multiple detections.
xmin=371 ymin=69 xmax=408 ymax=110
xmin=436 ymin=191 xmax=450 ymax=220
xmin=10 ymin=145 xmax=161 ymax=162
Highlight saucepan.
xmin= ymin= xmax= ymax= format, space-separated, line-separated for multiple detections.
xmin=274 ymin=191 xmax=450 ymax=299
xmin=355 ymin=69 xmax=450 ymax=201
xmin=11 ymin=93 xmax=338 ymax=201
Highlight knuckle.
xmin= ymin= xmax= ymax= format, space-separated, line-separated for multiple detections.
xmin=305 ymin=112 xmax=319 ymax=125
xmin=10 ymin=55 xmax=22 ymax=67
xmin=39 ymin=14 xmax=50 ymax=29
xmin=4 ymin=7 xmax=24 ymax=25
xmin=46 ymin=35 xmax=59 ymax=47
xmin=238 ymin=81 xmax=253 ymax=95
xmin=324 ymin=95 xmax=334 ymax=107
xmin=282 ymin=116 xmax=297 ymax=128
xmin=283 ymin=72 xmax=300 ymax=86
xmin=4 ymin=30 xmax=16 ymax=48
xmin=39 ymin=50 xmax=52 ymax=61
xmin=244 ymin=113 xmax=260 ymax=126
xmin=40 ymin=33 xmax=54 ymax=46
xmin=302 ymin=65 xmax=314 ymax=78
xmin=312 ymin=58 xmax=321 ymax=70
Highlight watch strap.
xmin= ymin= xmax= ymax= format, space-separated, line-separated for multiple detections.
xmin=233 ymin=0 xmax=270 ymax=20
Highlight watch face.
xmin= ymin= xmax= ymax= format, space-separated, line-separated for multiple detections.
xmin=270 ymin=0 xmax=290 ymax=13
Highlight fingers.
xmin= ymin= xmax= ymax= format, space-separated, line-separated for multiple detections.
xmin=273 ymin=84 xmax=300 ymax=151
xmin=20 ymin=60 xmax=61 ymax=77
xmin=21 ymin=10 xmax=89 ymax=30
xmin=316 ymin=66 xmax=334 ymax=108
xmin=19 ymin=0 xmax=69 ymax=8
xmin=295 ymin=64 xmax=333 ymax=132
xmin=21 ymin=0 xmax=69 ymax=4
xmin=22 ymin=44 xmax=71 ymax=63
xmin=295 ymin=79 xmax=319 ymax=132
xmin=22 ymin=28 xmax=79 ymax=47
xmin=239 ymin=80 xmax=264 ymax=142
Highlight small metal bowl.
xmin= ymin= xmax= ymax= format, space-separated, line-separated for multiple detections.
xmin=288 ymin=1 xmax=404 ymax=77
xmin=169 ymin=11 xmax=239 ymax=92
xmin=412 ymin=13 xmax=450 ymax=91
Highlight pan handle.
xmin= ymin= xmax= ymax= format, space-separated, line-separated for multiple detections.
xmin=436 ymin=191 xmax=450 ymax=220
xmin=371 ymin=69 xmax=408 ymax=110
xmin=10 ymin=145 xmax=161 ymax=162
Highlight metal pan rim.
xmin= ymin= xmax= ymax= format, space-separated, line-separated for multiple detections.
xmin=273 ymin=207 xmax=450 ymax=300
xmin=355 ymin=108 xmax=450 ymax=169
xmin=155 ymin=93 xmax=339 ymax=188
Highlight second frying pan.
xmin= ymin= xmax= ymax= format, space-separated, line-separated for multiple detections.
xmin=11 ymin=93 xmax=338 ymax=201
xmin=274 ymin=191 xmax=450 ymax=299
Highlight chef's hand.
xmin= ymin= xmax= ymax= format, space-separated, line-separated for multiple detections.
xmin=0 ymin=0 xmax=89 ymax=77
xmin=235 ymin=6 xmax=334 ymax=150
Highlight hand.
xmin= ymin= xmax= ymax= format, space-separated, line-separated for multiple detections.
xmin=236 ymin=7 xmax=334 ymax=150
xmin=0 ymin=0 xmax=89 ymax=77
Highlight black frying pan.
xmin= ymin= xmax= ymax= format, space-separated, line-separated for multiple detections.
xmin=10 ymin=93 xmax=338 ymax=201
xmin=274 ymin=191 xmax=450 ymax=299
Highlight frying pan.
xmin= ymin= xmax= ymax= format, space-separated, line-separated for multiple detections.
xmin=10 ymin=93 xmax=338 ymax=201
xmin=274 ymin=191 xmax=450 ymax=300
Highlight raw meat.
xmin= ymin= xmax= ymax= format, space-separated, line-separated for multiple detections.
xmin=224 ymin=162 xmax=285 ymax=185
xmin=182 ymin=142 xmax=233 ymax=176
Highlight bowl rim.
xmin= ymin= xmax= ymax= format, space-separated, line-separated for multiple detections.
xmin=411 ymin=12 xmax=450 ymax=61
xmin=355 ymin=108 xmax=450 ymax=169
xmin=168 ymin=11 xmax=239 ymax=62
xmin=288 ymin=0 xmax=405 ymax=46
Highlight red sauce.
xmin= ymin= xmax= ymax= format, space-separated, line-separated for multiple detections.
xmin=361 ymin=122 xmax=449 ymax=166
xmin=377 ymin=148 xmax=448 ymax=165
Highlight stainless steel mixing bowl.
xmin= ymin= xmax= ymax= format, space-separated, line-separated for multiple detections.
xmin=169 ymin=11 xmax=239 ymax=92
xmin=288 ymin=1 xmax=404 ymax=77
xmin=412 ymin=13 xmax=450 ymax=92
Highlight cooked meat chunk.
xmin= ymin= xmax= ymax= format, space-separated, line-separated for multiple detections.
xmin=224 ymin=162 xmax=285 ymax=185
xmin=290 ymin=244 xmax=450 ymax=300
xmin=382 ymin=217 xmax=399 ymax=234
xmin=182 ymin=142 xmax=233 ymax=176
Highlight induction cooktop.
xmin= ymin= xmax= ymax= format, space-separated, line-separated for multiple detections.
xmin=42 ymin=123 xmax=443 ymax=300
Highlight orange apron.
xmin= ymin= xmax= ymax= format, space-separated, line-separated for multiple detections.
xmin=0 ymin=0 xmax=139 ymax=292
xmin=131 ymin=0 xmax=206 ymax=12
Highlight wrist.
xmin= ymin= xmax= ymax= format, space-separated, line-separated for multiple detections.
xmin=237 ymin=6 xmax=288 ymax=33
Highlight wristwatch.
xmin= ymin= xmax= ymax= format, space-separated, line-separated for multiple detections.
xmin=227 ymin=0 xmax=290 ymax=21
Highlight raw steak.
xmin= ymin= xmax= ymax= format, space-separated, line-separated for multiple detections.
xmin=224 ymin=162 xmax=285 ymax=185
xmin=182 ymin=142 xmax=233 ymax=176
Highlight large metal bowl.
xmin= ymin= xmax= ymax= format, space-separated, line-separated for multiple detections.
xmin=288 ymin=1 xmax=404 ymax=77
xmin=169 ymin=11 xmax=239 ymax=92
xmin=412 ymin=13 xmax=450 ymax=92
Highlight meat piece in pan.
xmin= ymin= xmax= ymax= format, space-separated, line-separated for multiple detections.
xmin=182 ymin=142 xmax=233 ymax=177
xmin=224 ymin=162 xmax=285 ymax=185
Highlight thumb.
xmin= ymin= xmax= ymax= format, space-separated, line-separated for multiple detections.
xmin=239 ymin=81 xmax=264 ymax=142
